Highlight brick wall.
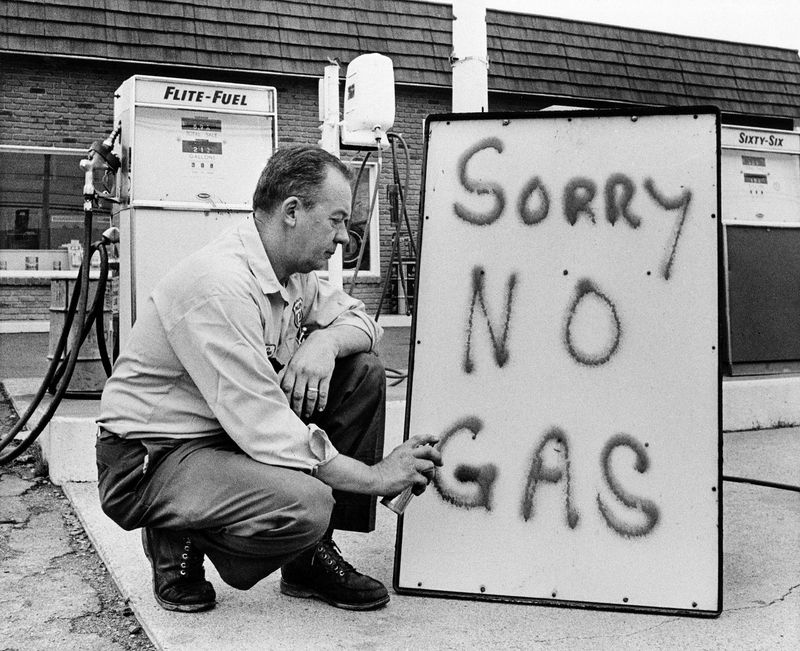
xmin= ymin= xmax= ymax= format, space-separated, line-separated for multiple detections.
xmin=0 ymin=277 xmax=52 ymax=320
xmin=1 ymin=54 xmax=535 ymax=320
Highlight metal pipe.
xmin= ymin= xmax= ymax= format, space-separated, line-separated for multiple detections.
xmin=451 ymin=0 xmax=489 ymax=112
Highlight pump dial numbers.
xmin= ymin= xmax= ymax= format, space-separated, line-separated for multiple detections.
xmin=181 ymin=117 xmax=222 ymax=132
xmin=182 ymin=139 xmax=223 ymax=155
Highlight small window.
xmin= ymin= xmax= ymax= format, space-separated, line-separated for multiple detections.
xmin=0 ymin=148 xmax=111 ymax=271
xmin=343 ymin=159 xmax=380 ymax=277
xmin=743 ymin=173 xmax=768 ymax=184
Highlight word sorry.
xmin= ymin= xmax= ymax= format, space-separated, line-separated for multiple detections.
xmin=454 ymin=137 xmax=693 ymax=280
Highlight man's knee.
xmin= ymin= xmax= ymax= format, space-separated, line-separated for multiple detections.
xmin=290 ymin=479 xmax=335 ymax=547
xmin=230 ymin=475 xmax=333 ymax=546
xmin=201 ymin=478 xmax=334 ymax=591
xmin=334 ymin=352 xmax=385 ymax=397
xmin=353 ymin=351 xmax=385 ymax=384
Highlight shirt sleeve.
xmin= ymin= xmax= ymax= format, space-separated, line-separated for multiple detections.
xmin=303 ymin=273 xmax=384 ymax=347
xmin=160 ymin=292 xmax=339 ymax=471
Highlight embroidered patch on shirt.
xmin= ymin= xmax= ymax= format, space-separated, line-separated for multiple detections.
xmin=292 ymin=298 xmax=303 ymax=328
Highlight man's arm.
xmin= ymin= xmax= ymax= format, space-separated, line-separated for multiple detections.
xmin=161 ymin=293 xmax=338 ymax=471
xmin=315 ymin=434 xmax=442 ymax=496
xmin=280 ymin=325 xmax=371 ymax=417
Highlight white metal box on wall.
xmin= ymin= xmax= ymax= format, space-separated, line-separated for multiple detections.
xmin=113 ymin=75 xmax=277 ymax=345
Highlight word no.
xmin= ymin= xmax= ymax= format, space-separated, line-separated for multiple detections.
xmin=433 ymin=417 xmax=660 ymax=538
xmin=454 ymin=137 xmax=693 ymax=280
xmin=464 ymin=267 xmax=621 ymax=370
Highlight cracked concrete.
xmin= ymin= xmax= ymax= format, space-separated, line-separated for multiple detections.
xmin=0 ymin=463 xmax=153 ymax=651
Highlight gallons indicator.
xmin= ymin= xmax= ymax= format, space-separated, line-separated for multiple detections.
xmin=182 ymin=139 xmax=223 ymax=155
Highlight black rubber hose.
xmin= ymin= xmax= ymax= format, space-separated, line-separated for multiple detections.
xmin=0 ymin=209 xmax=95 ymax=464
xmin=347 ymin=151 xmax=380 ymax=295
xmin=722 ymin=474 xmax=800 ymax=493
xmin=48 ymin=241 xmax=112 ymax=390
xmin=93 ymin=243 xmax=113 ymax=377
xmin=375 ymin=227 xmax=399 ymax=321
xmin=388 ymin=132 xmax=417 ymax=261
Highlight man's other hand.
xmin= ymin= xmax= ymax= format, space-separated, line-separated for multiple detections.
xmin=280 ymin=331 xmax=337 ymax=417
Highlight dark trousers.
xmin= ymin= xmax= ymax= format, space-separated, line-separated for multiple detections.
xmin=96 ymin=352 xmax=385 ymax=590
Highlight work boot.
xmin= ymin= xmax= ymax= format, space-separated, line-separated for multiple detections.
xmin=280 ymin=535 xmax=390 ymax=610
xmin=141 ymin=527 xmax=216 ymax=612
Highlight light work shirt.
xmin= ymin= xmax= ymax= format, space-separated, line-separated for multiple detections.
xmin=97 ymin=217 xmax=383 ymax=472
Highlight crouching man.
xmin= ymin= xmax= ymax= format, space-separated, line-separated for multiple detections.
xmin=96 ymin=145 xmax=440 ymax=612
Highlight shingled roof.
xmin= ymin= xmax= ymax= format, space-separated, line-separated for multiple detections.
xmin=488 ymin=10 xmax=800 ymax=122
xmin=2 ymin=0 xmax=798 ymax=123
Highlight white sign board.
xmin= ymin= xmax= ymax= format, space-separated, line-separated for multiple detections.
xmin=395 ymin=110 xmax=721 ymax=616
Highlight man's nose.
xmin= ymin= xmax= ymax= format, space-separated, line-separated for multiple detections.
xmin=334 ymin=223 xmax=350 ymax=245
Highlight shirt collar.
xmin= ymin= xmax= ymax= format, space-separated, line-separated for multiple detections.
xmin=238 ymin=216 xmax=288 ymax=300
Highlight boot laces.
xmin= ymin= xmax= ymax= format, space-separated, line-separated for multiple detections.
xmin=313 ymin=538 xmax=355 ymax=577
xmin=179 ymin=536 xmax=204 ymax=579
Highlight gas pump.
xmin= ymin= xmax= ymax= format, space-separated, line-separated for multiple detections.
xmin=721 ymin=125 xmax=800 ymax=374
xmin=112 ymin=75 xmax=277 ymax=347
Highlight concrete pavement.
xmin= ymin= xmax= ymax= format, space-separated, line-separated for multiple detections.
xmin=4 ymin=378 xmax=798 ymax=650
xmin=2 ymin=330 xmax=799 ymax=649
xmin=60 ymin=419 xmax=799 ymax=651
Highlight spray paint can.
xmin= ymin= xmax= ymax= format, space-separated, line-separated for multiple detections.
xmin=380 ymin=486 xmax=415 ymax=515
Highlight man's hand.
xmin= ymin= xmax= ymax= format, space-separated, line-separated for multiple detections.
xmin=313 ymin=434 xmax=443 ymax=496
xmin=280 ymin=325 xmax=373 ymax=418
xmin=280 ymin=331 xmax=337 ymax=417
xmin=373 ymin=434 xmax=443 ymax=497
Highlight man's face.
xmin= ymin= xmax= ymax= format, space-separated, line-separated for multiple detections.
xmin=293 ymin=168 xmax=352 ymax=273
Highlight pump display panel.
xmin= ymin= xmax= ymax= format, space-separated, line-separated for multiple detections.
xmin=394 ymin=109 xmax=722 ymax=617
xmin=130 ymin=107 xmax=273 ymax=207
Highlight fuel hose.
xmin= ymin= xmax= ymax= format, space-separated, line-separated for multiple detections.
xmin=0 ymin=128 xmax=120 ymax=465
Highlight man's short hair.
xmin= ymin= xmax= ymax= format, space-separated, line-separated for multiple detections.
xmin=252 ymin=145 xmax=352 ymax=214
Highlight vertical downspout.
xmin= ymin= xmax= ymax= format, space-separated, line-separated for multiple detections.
xmin=451 ymin=0 xmax=489 ymax=112
xmin=319 ymin=62 xmax=344 ymax=289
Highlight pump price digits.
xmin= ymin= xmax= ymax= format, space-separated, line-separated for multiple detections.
xmin=182 ymin=140 xmax=222 ymax=155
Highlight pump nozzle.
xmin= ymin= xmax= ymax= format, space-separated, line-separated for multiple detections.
xmin=103 ymin=123 xmax=122 ymax=149
xmin=84 ymin=123 xmax=122 ymax=176
xmin=87 ymin=139 xmax=120 ymax=174
xmin=102 ymin=226 xmax=120 ymax=245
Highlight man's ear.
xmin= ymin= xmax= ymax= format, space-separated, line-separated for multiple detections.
xmin=281 ymin=196 xmax=301 ymax=227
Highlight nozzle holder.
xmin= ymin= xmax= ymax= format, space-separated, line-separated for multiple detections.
xmin=89 ymin=139 xmax=121 ymax=173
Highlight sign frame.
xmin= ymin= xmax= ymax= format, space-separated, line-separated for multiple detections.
xmin=392 ymin=106 xmax=724 ymax=618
